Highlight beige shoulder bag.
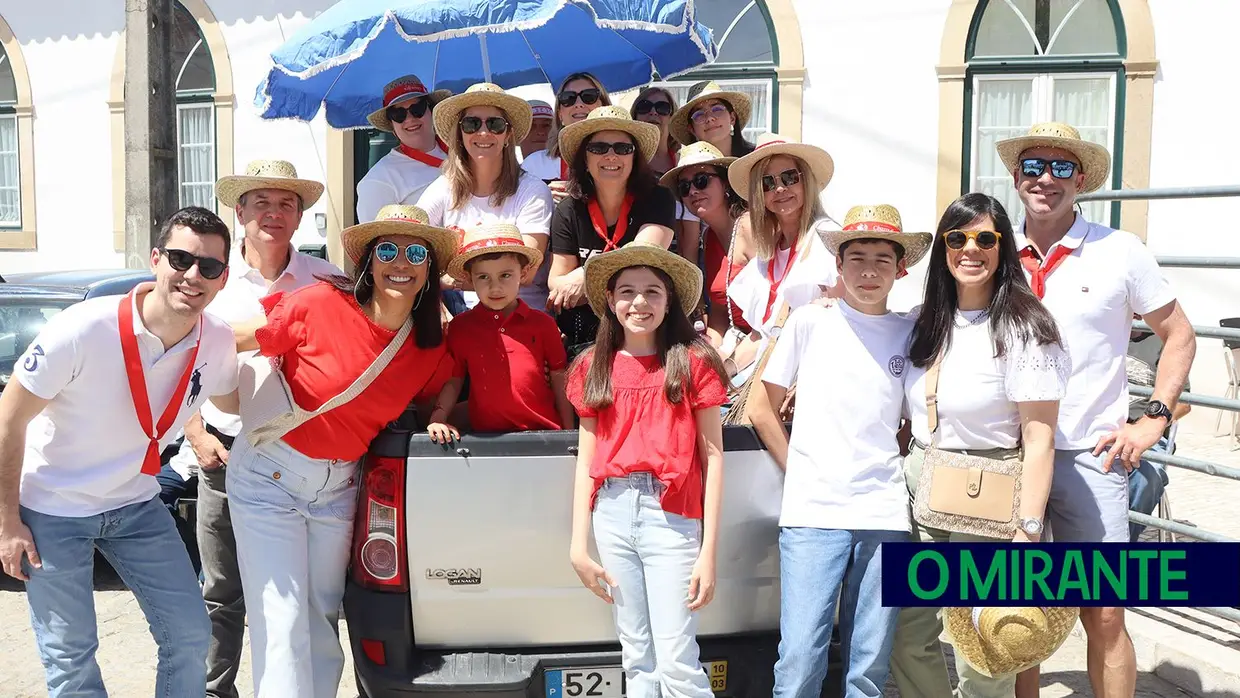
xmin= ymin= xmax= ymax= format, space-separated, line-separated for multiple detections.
xmin=722 ymin=302 xmax=792 ymax=426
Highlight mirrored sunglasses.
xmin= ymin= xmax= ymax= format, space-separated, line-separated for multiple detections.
xmin=585 ymin=141 xmax=637 ymax=156
xmin=1020 ymin=158 xmax=1079 ymax=179
xmin=677 ymin=172 xmax=720 ymax=198
xmin=160 ymin=247 xmax=226 ymax=279
xmin=374 ymin=241 xmax=429 ymax=265
xmin=385 ymin=99 xmax=429 ymax=124
xmin=943 ymin=229 xmax=1002 ymax=250
xmin=634 ymin=99 xmax=673 ymax=116
xmin=557 ymin=88 xmax=602 ymax=107
xmin=459 ymin=116 xmax=510 ymax=135
xmin=761 ymin=168 xmax=802 ymax=193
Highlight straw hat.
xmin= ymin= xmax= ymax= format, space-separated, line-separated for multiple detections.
xmin=820 ymin=204 xmax=933 ymax=267
xmin=669 ymin=80 xmax=753 ymax=147
xmin=446 ymin=223 xmax=544 ymax=282
xmin=558 ymin=105 xmax=663 ymax=165
xmin=366 ymin=75 xmax=453 ymax=133
xmin=215 ymin=160 xmax=324 ymax=210
xmin=944 ymin=607 xmax=1080 ymax=678
xmin=727 ymin=133 xmax=835 ymax=199
xmin=432 ymin=82 xmax=533 ymax=145
xmin=340 ymin=204 xmax=459 ymax=269
xmin=528 ymin=99 xmax=555 ymax=121
xmin=996 ymin=122 xmax=1111 ymax=194
xmin=659 ymin=142 xmax=737 ymax=188
xmin=583 ymin=241 xmax=703 ymax=318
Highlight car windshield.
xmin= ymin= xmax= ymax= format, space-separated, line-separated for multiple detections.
xmin=0 ymin=301 xmax=73 ymax=388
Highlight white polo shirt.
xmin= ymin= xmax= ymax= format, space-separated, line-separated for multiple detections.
xmin=1015 ymin=215 xmax=1176 ymax=450
xmin=14 ymin=286 xmax=238 ymax=517
xmin=762 ymin=300 xmax=913 ymax=532
xmin=356 ymin=145 xmax=447 ymax=223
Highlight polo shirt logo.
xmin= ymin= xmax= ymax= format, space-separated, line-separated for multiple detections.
xmin=187 ymin=363 xmax=207 ymax=406
xmin=23 ymin=344 xmax=45 ymax=372
xmin=888 ymin=355 xmax=906 ymax=377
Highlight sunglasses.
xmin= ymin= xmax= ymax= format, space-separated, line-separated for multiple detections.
xmin=374 ymin=241 xmax=429 ymax=265
xmin=558 ymin=88 xmax=602 ymax=107
xmin=677 ymin=172 xmax=720 ymax=198
xmin=159 ymin=247 xmax=226 ymax=280
xmin=634 ymin=99 xmax=673 ymax=117
xmin=761 ymin=168 xmax=802 ymax=193
xmin=385 ymin=99 xmax=429 ymax=124
xmin=459 ymin=116 xmax=510 ymax=135
xmin=690 ymin=103 xmax=729 ymax=123
xmin=1020 ymin=158 xmax=1079 ymax=179
xmin=943 ymin=229 xmax=1002 ymax=250
xmin=585 ymin=141 xmax=637 ymax=156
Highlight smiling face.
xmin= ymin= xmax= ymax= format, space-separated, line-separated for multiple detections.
xmin=461 ymin=105 xmax=512 ymax=161
xmin=945 ymin=214 xmax=1001 ymax=294
xmin=150 ymin=225 xmax=229 ymax=316
xmin=633 ymin=89 xmax=673 ymax=138
xmin=1014 ymin=145 xmax=1086 ymax=222
xmin=837 ymin=239 xmax=905 ymax=310
xmin=585 ymin=130 xmax=636 ymax=185
xmin=559 ymin=77 xmax=602 ymax=126
xmin=370 ymin=234 xmax=431 ymax=302
xmin=689 ymin=98 xmax=735 ymax=149
xmin=467 ymin=252 xmax=526 ymax=311
xmin=607 ymin=266 xmax=669 ymax=338
xmin=389 ymin=97 xmax=435 ymax=152
xmin=236 ymin=188 xmax=303 ymax=249
xmin=761 ymin=154 xmax=804 ymax=219
xmin=677 ymin=164 xmax=727 ymax=218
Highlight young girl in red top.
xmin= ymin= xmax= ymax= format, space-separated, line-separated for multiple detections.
xmin=566 ymin=241 xmax=728 ymax=698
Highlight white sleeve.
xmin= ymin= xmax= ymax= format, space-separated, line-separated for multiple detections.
xmin=516 ymin=177 xmax=554 ymax=236
xmin=212 ymin=339 xmax=239 ymax=396
xmin=761 ymin=306 xmax=813 ymax=389
xmin=1125 ymin=234 xmax=1176 ymax=315
xmin=1003 ymin=334 xmax=1072 ymax=403
xmin=13 ymin=306 xmax=83 ymax=400
xmin=355 ymin=170 xmax=394 ymax=224
xmin=414 ymin=177 xmax=449 ymax=226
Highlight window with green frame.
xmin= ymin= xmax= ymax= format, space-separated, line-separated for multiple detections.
xmin=963 ymin=0 xmax=1125 ymax=227
xmin=172 ymin=1 xmax=216 ymax=210
xmin=1 ymin=48 xmax=19 ymax=227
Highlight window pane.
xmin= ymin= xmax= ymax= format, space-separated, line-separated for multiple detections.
xmin=0 ymin=115 xmax=19 ymax=224
xmin=707 ymin=0 xmax=774 ymax=64
xmin=0 ymin=53 xmax=16 ymax=104
xmin=1047 ymin=0 xmax=1118 ymax=56
xmin=1053 ymin=76 xmax=1112 ymax=222
xmin=177 ymin=105 xmax=215 ymax=209
xmin=974 ymin=0 xmax=1120 ymax=59
xmin=973 ymin=78 xmax=1034 ymax=223
xmin=173 ymin=2 xmax=214 ymax=93
xmin=972 ymin=0 xmax=1038 ymax=58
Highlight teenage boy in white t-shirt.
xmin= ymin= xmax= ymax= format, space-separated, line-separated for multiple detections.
xmin=0 ymin=207 xmax=240 ymax=696
xmin=751 ymin=206 xmax=931 ymax=698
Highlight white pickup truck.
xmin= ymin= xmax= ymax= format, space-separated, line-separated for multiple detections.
xmin=342 ymin=403 xmax=844 ymax=698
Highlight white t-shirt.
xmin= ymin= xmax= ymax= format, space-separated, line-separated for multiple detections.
xmin=14 ymin=287 xmax=239 ymax=517
xmin=903 ymin=307 xmax=1072 ymax=451
xmin=1014 ymin=216 xmax=1176 ymax=450
xmin=356 ymin=145 xmax=447 ymax=223
xmin=762 ymin=301 xmax=914 ymax=532
xmin=520 ymin=150 xmax=562 ymax=181
xmin=417 ymin=171 xmax=555 ymax=312
xmin=727 ymin=221 xmax=839 ymax=340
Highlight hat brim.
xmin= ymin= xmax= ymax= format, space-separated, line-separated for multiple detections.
xmin=215 ymin=176 xmax=324 ymax=210
xmin=366 ymin=89 xmax=453 ymax=133
xmin=341 ymin=219 xmax=459 ymax=270
xmin=659 ymin=155 xmax=738 ymax=189
xmin=727 ymin=143 xmax=835 ymax=200
xmin=943 ymin=607 xmax=1079 ymax=678
xmin=433 ymin=91 xmax=533 ymax=145
xmin=446 ymin=242 xmax=544 ymax=283
xmin=559 ymin=117 xmax=663 ymax=166
xmin=821 ymin=229 xmax=933 ymax=269
xmin=669 ymin=90 xmax=753 ymax=148
xmin=584 ymin=246 xmax=703 ymax=318
xmin=995 ymin=135 xmax=1112 ymax=194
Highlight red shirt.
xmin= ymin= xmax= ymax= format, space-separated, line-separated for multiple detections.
xmin=255 ymin=282 xmax=452 ymax=461
xmin=566 ymin=349 xmax=727 ymax=519
xmin=704 ymin=225 xmax=751 ymax=334
xmin=447 ymin=301 xmax=568 ymax=432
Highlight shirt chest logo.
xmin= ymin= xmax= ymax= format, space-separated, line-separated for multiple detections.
xmin=186 ymin=363 xmax=207 ymax=406
xmin=888 ymin=355 xmax=906 ymax=377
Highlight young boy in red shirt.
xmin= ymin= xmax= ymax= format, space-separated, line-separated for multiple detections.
xmin=427 ymin=223 xmax=573 ymax=440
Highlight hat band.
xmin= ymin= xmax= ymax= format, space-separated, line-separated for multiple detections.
xmin=384 ymin=84 xmax=429 ymax=107
xmin=382 ymin=216 xmax=428 ymax=225
xmin=843 ymin=221 xmax=902 ymax=234
xmin=460 ymin=236 xmax=526 ymax=255
xmin=756 ymin=139 xmax=788 ymax=150
xmin=532 ymin=106 xmax=554 ymax=118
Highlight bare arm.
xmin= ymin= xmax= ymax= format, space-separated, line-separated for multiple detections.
xmin=688 ymin=406 xmax=723 ymax=610
xmin=0 ymin=380 xmax=51 ymax=580
xmin=547 ymin=253 xmax=586 ymax=312
xmin=569 ymin=417 xmax=615 ymax=602
xmin=522 ymin=232 xmax=550 ymax=256
xmin=749 ymin=380 xmax=790 ymax=470
xmin=209 ymin=390 xmax=239 ymax=416
xmin=232 ymin=315 xmax=267 ymax=353
xmin=634 ymin=223 xmax=674 ymax=249
xmin=1015 ymin=400 xmax=1059 ymax=541
xmin=426 ymin=377 xmax=465 ymax=444
xmin=183 ymin=411 xmax=229 ymax=471
xmin=549 ymin=369 xmax=574 ymax=430
xmin=678 ymin=220 xmax=702 ymax=264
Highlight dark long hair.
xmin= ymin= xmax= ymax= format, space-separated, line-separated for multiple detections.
xmin=908 ymin=192 xmax=1061 ymax=368
xmin=572 ymin=265 xmax=728 ymax=409
xmin=566 ymin=131 xmax=659 ymax=202
xmin=319 ymin=238 xmax=444 ymax=349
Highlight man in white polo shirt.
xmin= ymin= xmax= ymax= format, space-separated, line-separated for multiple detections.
xmin=0 ymin=206 xmax=238 ymax=697
xmin=170 ymin=159 xmax=341 ymax=698
xmin=996 ymin=123 xmax=1196 ymax=698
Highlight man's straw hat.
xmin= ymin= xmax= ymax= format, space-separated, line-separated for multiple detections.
xmin=584 ymin=241 xmax=703 ymax=318
xmin=432 ymin=82 xmax=533 ymax=145
xmin=944 ymin=607 xmax=1080 ymax=678
xmin=340 ymin=204 xmax=459 ymax=269
xmin=820 ymin=204 xmax=932 ymax=267
xmin=558 ymin=105 xmax=663 ymax=165
xmin=446 ymin=223 xmax=543 ymax=283
xmin=215 ymin=160 xmax=324 ymax=210
xmin=668 ymin=80 xmax=753 ymax=147
xmin=659 ymin=142 xmax=737 ymax=189
xmin=995 ymin=122 xmax=1111 ymax=193
xmin=366 ymin=74 xmax=453 ymax=133
xmin=727 ymin=133 xmax=835 ymax=200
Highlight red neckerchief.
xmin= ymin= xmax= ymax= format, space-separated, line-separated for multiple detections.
xmin=118 ymin=288 xmax=201 ymax=476
xmin=396 ymin=140 xmax=447 ymax=168
xmin=1019 ymin=244 xmax=1074 ymax=299
xmin=762 ymin=243 xmax=799 ymax=324
xmin=587 ymin=194 xmax=635 ymax=253
xmin=559 ymin=157 xmax=570 ymax=181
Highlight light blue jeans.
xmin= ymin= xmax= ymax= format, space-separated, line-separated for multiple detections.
xmin=20 ymin=496 xmax=209 ymax=698
xmin=226 ymin=436 xmax=359 ymax=698
xmin=774 ymin=527 xmax=906 ymax=698
xmin=1128 ymin=435 xmax=1172 ymax=541
xmin=592 ymin=472 xmax=715 ymax=698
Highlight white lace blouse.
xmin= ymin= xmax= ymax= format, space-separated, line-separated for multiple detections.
xmin=903 ymin=307 xmax=1072 ymax=450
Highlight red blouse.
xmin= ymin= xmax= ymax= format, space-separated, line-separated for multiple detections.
xmin=566 ymin=349 xmax=727 ymax=519
xmin=703 ymin=224 xmax=751 ymax=335
xmin=255 ymin=282 xmax=452 ymax=461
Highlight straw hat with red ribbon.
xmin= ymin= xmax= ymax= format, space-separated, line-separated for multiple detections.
xmin=446 ymin=223 xmax=544 ymax=282
xmin=820 ymin=204 xmax=932 ymax=268
xmin=367 ymin=75 xmax=453 ymax=133
xmin=727 ymin=133 xmax=835 ymax=200
xmin=340 ymin=204 xmax=459 ymax=269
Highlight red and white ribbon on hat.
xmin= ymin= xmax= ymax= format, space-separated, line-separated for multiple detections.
xmin=531 ymin=104 xmax=554 ymax=120
xmin=384 ymin=81 xmax=430 ymax=108
xmin=460 ymin=236 xmax=526 ymax=255
xmin=842 ymin=221 xmax=902 ymax=233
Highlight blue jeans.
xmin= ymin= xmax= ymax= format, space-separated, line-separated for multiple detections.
xmin=20 ymin=496 xmax=210 ymax=698
xmin=1128 ymin=435 xmax=1172 ymax=541
xmin=154 ymin=462 xmax=200 ymax=576
xmin=774 ymin=527 xmax=905 ymax=698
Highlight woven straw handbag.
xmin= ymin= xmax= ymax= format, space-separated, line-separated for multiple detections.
xmin=722 ymin=302 xmax=792 ymax=426
xmin=912 ymin=357 xmax=1023 ymax=538
xmin=237 ymin=314 xmax=413 ymax=448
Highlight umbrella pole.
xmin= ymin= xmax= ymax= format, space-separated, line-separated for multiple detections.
xmin=480 ymin=33 xmax=492 ymax=83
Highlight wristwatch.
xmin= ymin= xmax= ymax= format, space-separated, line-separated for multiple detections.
xmin=1144 ymin=400 xmax=1173 ymax=423
xmin=1019 ymin=517 xmax=1044 ymax=536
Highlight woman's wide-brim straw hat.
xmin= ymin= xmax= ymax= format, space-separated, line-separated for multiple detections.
xmin=727 ymin=132 xmax=835 ymax=200
xmin=341 ymin=204 xmax=459 ymax=269
xmin=215 ymin=159 xmax=324 ymax=210
xmin=366 ymin=74 xmax=453 ymax=133
xmin=584 ymin=241 xmax=703 ymax=318
xmin=659 ymin=141 xmax=737 ymax=188
xmin=669 ymin=80 xmax=753 ymax=147
xmin=996 ymin=122 xmax=1112 ymax=194
xmin=558 ymin=105 xmax=663 ymax=165
xmin=433 ymin=82 xmax=533 ymax=145
xmin=821 ymin=204 xmax=933 ymax=268
xmin=944 ymin=606 xmax=1080 ymax=678
xmin=446 ymin=222 xmax=544 ymax=283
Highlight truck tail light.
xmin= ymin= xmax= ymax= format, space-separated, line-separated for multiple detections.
xmin=352 ymin=455 xmax=408 ymax=591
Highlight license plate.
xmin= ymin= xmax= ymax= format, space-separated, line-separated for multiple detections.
xmin=545 ymin=660 xmax=727 ymax=697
